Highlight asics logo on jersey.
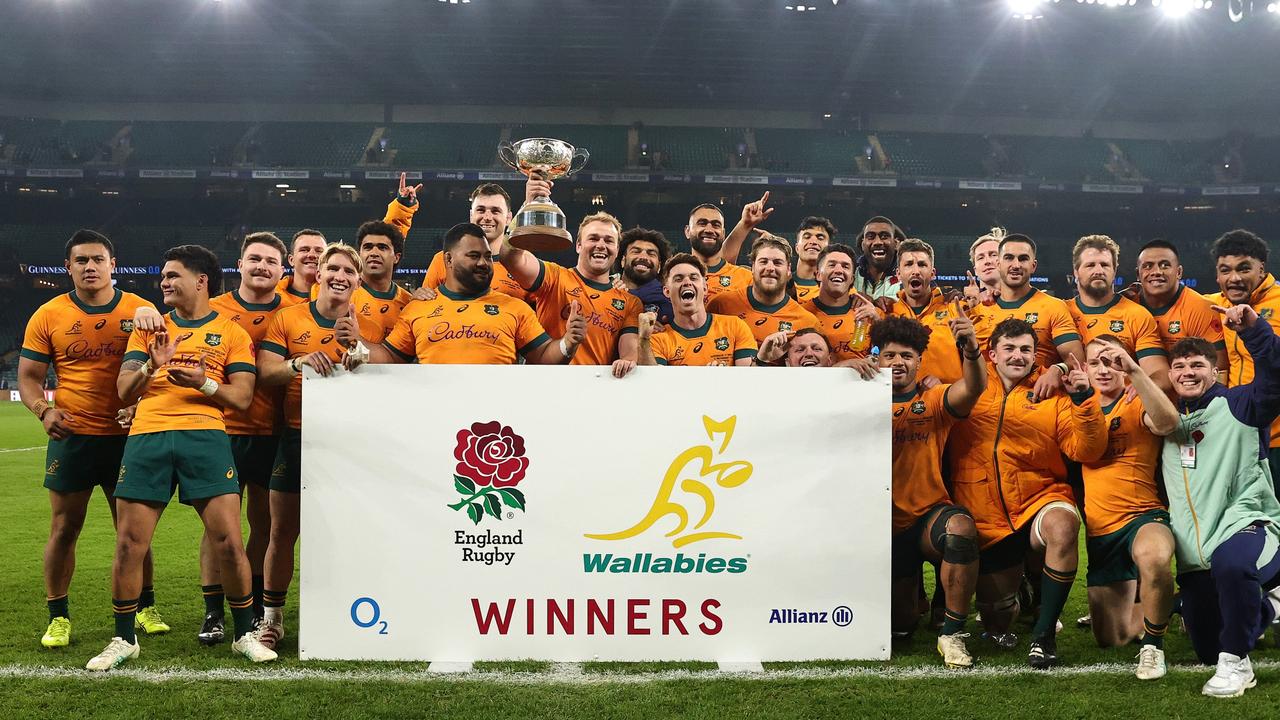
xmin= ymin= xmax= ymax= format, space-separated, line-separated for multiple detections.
xmin=380 ymin=304 xmax=390 ymax=314
xmin=94 ymin=319 xmax=107 ymax=330
xmin=692 ymin=342 xmax=704 ymax=353
xmin=253 ymin=316 xmax=266 ymax=325
xmin=585 ymin=416 xmax=752 ymax=549
xmin=321 ymin=335 xmax=335 ymax=344
xmin=1086 ymin=319 xmax=1098 ymax=329
xmin=457 ymin=304 xmax=470 ymax=313
xmin=833 ymin=319 xmax=844 ymax=329
xmin=754 ymin=317 xmax=768 ymax=326
xmin=176 ymin=332 xmax=194 ymax=343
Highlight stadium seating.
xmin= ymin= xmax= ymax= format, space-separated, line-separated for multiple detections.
xmin=753 ymin=129 xmax=867 ymax=175
xmin=0 ymin=117 xmax=63 ymax=165
xmin=876 ymin=133 xmax=988 ymax=178
xmin=1116 ymin=139 xmax=1216 ymax=184
xmin=998 ymin=135 xmax=1113 ymax=183
xmin=0 ymin=224 xmax=85 ymax=266
xmin=1242 ymin=136 xmax=1280 ymax=183
xmin=637 ymin=126 xmax=743 ymax=172
xmin=254 ymin=122 xmax=375 ymax=168
xmin=388 ymin=124 xmax=502 ymax=169
xmin=126 ymin=122 xmax=252 ymax=167
xmin=508 ymin=124 xmax=628 ymax=173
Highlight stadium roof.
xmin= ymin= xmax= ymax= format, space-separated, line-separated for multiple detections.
xmin=2 ymin=0 xmax=1278 ymax=122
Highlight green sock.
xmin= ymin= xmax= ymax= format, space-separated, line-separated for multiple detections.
xmin=48 ymin=595 xmax=69 ymax=621
xmin=1141 ymin=618 xmax=1168 ymax=649
xmin=940 ymin=609 xmax=967 ymax=636
xmin=138 ymin=585 xmax=155 ymax=609
xmin=202 ymin=584 xmax=225 ymax=616
xmin=251 ymin=575 xmax=265 ymax=618
xmin=112 ymin=598 xmax=138 ymax=643
xmin=228 ymin=594 xmax=256 ymax=640
xmin=263 ymin=588 xmax=287 ymax=611
xmin=1031 ymin=565 xmax=1076 ymax=639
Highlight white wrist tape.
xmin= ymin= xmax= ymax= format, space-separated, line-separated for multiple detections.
xmin=199 ymin=378 xmax=219 ymax=396
xmin=348 ymin=341 xmax=370 ymax=364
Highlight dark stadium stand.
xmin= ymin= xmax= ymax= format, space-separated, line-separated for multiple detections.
xmin=1117 ymin=139 xmax=1218 ymax=185
xmin=999 ymin=135 xmax=1115 ymax=184
xmin=387 ymin=123 xmax=502 ymax=169
xmin=636 ymin=126 xmax=744 ymax=172
xmin=509 ymin=124 xmax=628 ymax=172
xmin=753 ymin=129 xmax=866 ymax=175
xmin=253 ymin=122 xmax=375 ymax=168
xmin=877 ymin=133 xmax=988 ymax=179
xmin=126 ymin=121 xmax=252 ymax=167
xmin=1242 ymin=136 xmax=1280 ymax=183
xmin=4 ymin=115 xmax=1280 ymax=187
xmin=0 ymin=117 xmax=62 ymax=165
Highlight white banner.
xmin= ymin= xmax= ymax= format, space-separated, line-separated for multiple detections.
xmin=299 ymin=365 xmax=889 ymax=662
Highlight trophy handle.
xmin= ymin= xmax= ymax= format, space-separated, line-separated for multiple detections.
xmin=567 ymin=147 xmax=590 ymax=177
xmin=498 ymin=141 xmax=520 ymax=172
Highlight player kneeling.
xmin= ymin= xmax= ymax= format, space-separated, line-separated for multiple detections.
xmin=875 ymin=312 xmax=987 ymax=667
xmin=1081 ymin=337 xmax=1178 ymax=680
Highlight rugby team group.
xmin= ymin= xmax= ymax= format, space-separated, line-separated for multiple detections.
xmin=16 ymin=174 xmax=1280 ymax=697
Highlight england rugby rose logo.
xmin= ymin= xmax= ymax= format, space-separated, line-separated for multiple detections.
xmin=448 ymin=421 xmax=528 ymax=525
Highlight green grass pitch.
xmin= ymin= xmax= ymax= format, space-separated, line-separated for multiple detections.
xmin=0 ymin=401 xmax=1278 ymax=718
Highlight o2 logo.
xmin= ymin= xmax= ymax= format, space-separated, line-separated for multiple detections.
xmin=350 ymin=597 xmax=389 ymax=635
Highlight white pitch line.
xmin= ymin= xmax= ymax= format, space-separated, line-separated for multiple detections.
xmin=2 ymin=659 xmax=1278 ymax=685
xmin=0 ymin=446 xmax=42 ymax=454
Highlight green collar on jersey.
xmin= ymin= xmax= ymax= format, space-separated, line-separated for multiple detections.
xmin=169 ymin=309 xmax=218 ymax=328
xmin=68 ymin=287 xmax=123 ymax=315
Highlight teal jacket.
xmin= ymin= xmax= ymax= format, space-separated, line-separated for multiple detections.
xmin=1162 ymin=320 xmax=1280 ymax=573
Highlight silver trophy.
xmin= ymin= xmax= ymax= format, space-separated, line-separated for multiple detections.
xmin=498 ymin=138 xmax=590 ymax=251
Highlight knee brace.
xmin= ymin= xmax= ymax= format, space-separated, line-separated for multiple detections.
xmin=976 ymin=592 xmax=1020 ymax=617
xmin=942 ymin=534 xmax=979 ymax=565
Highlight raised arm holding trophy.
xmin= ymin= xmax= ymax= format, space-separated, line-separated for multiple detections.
xmin=498 ymin=137 xmax=590 ymax=251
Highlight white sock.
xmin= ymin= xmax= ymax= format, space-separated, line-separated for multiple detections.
xmin=263 ymin=606 xmax=283 ymax=626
